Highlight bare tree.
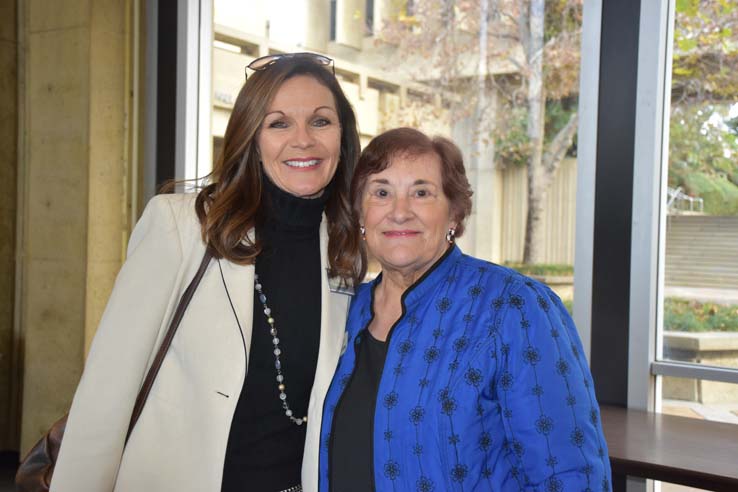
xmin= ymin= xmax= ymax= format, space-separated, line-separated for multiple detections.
xmin=378 ymin=0 xmax=582 ymax=264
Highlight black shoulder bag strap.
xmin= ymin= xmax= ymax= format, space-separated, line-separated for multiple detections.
xmin=125 ymin=249 xmax=213 ymax=444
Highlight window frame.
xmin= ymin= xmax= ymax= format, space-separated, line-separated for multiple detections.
xmin=578 ymin=0 xmax=738 ymax=413
xmin=143 ymin=0 xmax=213 ymax=204
xmin=629 ymin=0 xmax=738 ymax=407
xmin=627 ymin=0 xmax=673 ymax=412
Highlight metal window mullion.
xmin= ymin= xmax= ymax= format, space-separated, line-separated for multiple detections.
xmin=652 ymin=361 xmax=738 ymax=385
xmin=197 ymin=0 xmax=213 ymax=179
xmin=175 ymin=0 xmax=213 ymax=183
xmin=143 ymin=0 xmax=159 ymax=202
xmin=176 ymin=0 xmax=198 ymax=182
xmin=572 ymin=0 xmax=603 ymax=364
xmin=627 ymin=0 xmax=672 ymax=412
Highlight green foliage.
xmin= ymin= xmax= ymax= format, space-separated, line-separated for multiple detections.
xmin=562 ymin=298 xmax=573 ymax=314
xmin=494 ymin=106 xmax=530 ymax=167
xmin=545 ymin=100 xmax=578 ymax=145
xmin=664 ymin=298 xmax=738 ymax=332
xmin=669 ymin=103 xmax=738 ymax=215
xmin=673 ymin=0 xmax=738 ymax=102
xmin=503 ymin=262 xmax=574 ymax=277
xmin=682 ymin=172 xmax=738 ymax=215
xmin=495 ymin=100 xmax=577 ymax=167
xmin=676 ymin=0 xmax=700 ymax=18
xmin=544 ymin=0 xmax=582 ymax=42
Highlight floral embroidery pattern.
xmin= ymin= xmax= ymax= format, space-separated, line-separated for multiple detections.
xmin=318 ymin=250 xmax=611 ymax=492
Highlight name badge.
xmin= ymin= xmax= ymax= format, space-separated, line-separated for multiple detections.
xmin=328 ymin=272 xmax=355 ymax=296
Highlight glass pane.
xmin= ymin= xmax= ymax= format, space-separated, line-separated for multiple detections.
xmin=661 ymin=375 xmax=738 ymax=425
xmin=210 ymin=1 xmax=582 ymax=310
xmin=660 ymin=0 xmax=738 ymax=374
xmin=658 ymin=375 xmax=738 ymax=490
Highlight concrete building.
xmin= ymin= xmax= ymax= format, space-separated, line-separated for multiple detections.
xmin=209 ymin=0 xmax=578 ymax=267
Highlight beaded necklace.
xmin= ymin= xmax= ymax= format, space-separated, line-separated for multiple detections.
xmin=254 ymin=274 xmax=308 ymax=426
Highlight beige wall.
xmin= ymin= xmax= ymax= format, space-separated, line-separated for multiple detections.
xmin=304 ymin=0 xmax=331 ymax=52
xmin=19 ymin=0 xmax=91 ymax=453
xmin=335 ymin=0 xmax=365 ymax=50
xmin=214 ymin=0 xmax=268 ymax=37
xmin=0 ymin=0 xmax=18 ymax=451
xmin=85 ymin=0 xmax=131 ymax=354
xmin=16 ymin=0 xmax=135 ymax=453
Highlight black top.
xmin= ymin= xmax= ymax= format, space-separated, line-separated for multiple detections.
xmin=221 ymin=177 xmax=328 ymax=492
xmin=330 ymin=330 xmax=389 ymax=492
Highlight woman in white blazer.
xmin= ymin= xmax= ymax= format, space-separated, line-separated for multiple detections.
xmin=51 ymin=53 xmax=362 ymax=492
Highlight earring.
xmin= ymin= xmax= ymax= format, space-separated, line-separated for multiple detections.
xmin=359 ymin=225 xmax=366 ymax=240
xmin=446 ymin=227 xmax=456 ymax=244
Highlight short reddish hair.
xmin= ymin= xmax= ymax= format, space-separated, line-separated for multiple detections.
xmin=350 ymin=127 xmax=473 ymax=279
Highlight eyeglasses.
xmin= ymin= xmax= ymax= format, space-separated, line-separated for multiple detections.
xmin=244 ymin=52 xmax=335 ymax=80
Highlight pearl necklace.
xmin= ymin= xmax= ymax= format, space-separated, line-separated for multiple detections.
xmin=254 ymin=274 xmax=308 ymax=426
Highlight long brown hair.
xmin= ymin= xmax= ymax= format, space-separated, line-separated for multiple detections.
xmin=195 ymin=57 xmax=361 ymax=283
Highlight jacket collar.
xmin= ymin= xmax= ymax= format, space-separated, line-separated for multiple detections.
xmin=370 ymin=245 xmax=462 ymax=312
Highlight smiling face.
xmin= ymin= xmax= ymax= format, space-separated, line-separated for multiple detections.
xmin=360 ymin=151 xmax=457 ymax=278
xmin=257 ymin=75 xmax=342 ymax=198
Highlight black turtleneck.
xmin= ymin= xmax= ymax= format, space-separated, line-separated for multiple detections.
xmin=222 ymin=177 xmax=328 ymax=492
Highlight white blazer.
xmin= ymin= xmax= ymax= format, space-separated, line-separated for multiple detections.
xmin=51 ymin=194 xmax=351 ymax=492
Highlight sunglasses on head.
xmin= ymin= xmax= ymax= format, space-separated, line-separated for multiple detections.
xmin=244 ymin=52 xmax=335 ymax=80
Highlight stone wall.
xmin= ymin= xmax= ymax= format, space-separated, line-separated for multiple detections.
xmin=15 ymin=0 xmax=135 ymax=453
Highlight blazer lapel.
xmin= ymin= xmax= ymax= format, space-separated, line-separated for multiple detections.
xmin=317 ymin=216 xmax=351 ymax=389
xmin=302 ymin=216 xmax=353 ymax=492
xmin=218 ymin=257 xmax=255 ymax=365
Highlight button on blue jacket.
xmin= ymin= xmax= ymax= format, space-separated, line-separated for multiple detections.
xmin=319 ymin=246 xmax=612 ymax=491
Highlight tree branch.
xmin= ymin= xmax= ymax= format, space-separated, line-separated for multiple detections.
xmin=542 ymin=111 xmax=578 ymax=176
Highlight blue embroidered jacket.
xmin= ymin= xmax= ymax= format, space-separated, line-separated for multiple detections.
xmin=319 ymin=247 xmax=611 ymax=491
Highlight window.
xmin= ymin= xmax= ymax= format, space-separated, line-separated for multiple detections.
xmin=654 ymin=0 xmax=738 ymax=428
xmin=330 ymin=0 xmax=337 ymax=41
xmin=209 ymin=0 xmax=583 ymax=325
xmin=406 ymin=0 xmax=416 ymax=16
xmin=365 ymin=0 xmax=374 ymax=36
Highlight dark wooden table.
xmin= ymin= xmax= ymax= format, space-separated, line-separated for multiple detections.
xmin=600 ymin=405 xmax=738 ymax=491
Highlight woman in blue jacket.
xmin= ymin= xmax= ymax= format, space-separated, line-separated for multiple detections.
xmin=319 ymin=127 xmax=611 ymax=491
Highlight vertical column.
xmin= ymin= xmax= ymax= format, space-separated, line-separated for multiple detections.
xmin=627 ymin=0 xmax=673 ymax=413
xmin=85 ymin=0 xmax=132 ymax=353
xmin=154 ymin=0 xmax=177 ymax=193
xmin=17 ymin=0 xmax=135 ymax=453
xmin=584 ymin=0 xmax=650 ymax=490
xmin=573 ymin=0 xmax=604 ymax=362
xmin=334 ymin=0 xmax=364 ymax=49
xmin=589 ymin=0 xmax=641 ymax=407
xmin=0 ymin=0 xmax=19 ymax=452
xmin=19 ymin=0 xmax=93 ymax=453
